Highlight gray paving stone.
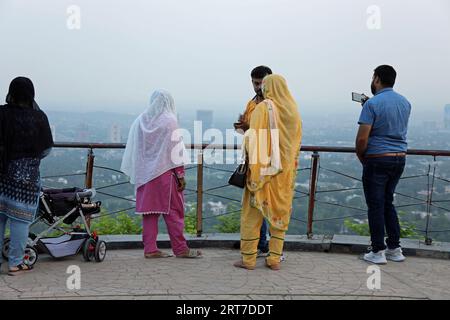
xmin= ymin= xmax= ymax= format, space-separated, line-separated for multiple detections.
xmin=1 ymin=249 xmax=449 ymax=300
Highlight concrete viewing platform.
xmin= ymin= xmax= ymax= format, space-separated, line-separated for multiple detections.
xmin=0 ymin=235 xmax=449 ymax=300
xmin=103 ymin=233 xmax=450 ymax=260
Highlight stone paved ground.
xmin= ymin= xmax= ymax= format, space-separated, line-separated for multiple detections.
xmin=1 ymin=249 xmax=449 ymax=300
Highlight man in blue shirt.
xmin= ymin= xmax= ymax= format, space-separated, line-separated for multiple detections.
xmin=355 ymin=65 xmax=411 ymax=264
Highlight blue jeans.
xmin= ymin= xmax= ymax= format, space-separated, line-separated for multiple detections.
xmin=0 ymin=213 xmax=30 ymax=268
xmin=258 ymin=219 xmax=269 ymax=251
xmin=362 ymin=156 xmax=405 ymax=252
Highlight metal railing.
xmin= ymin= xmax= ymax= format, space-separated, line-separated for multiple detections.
xmin=44 ymin=142 xmax=450 ymax=245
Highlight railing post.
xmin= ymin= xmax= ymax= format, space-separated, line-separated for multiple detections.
xmin=84 ymin=148 xmax=95 ymax=189
xmin=307 ymin=152 xmax=320 ymax=239
xmin=196 ymin=151 xmax=204 ymax=237
xmin=84 ymin=148 xmax=95 ymax=228
xmin=424 ymin=158 xmax=437 ymax=245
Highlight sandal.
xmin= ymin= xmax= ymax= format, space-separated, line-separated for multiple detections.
xmin=233 ymin=260 xmax=255 ymax=270
xmin=8 ymin=263 xmax=33 ymax=276
xmin=144 ymin=251 xmax=173 ymax=259
xmin=176 ymin=249 xmax=203 ymax=259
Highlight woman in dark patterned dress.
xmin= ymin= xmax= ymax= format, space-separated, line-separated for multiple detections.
xmin=0 ymin=77 xmax=53 ymax=275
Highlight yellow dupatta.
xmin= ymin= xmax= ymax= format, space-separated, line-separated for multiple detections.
xmin=242 ymin=74 xmax=302 ymax=231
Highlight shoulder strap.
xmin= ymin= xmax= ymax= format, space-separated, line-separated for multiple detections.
xmin=264 ymin=100 xmax=278 ymax=132
xmin=261 ymin=100 xmax=282 ymax=176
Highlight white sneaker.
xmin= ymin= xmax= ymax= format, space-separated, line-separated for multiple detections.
xmin=279 ymin=253 xmax=286 ymax=263
xmin=363 ymin=250 xmax=387 ymax=264
xmin=385 ymin=247 xmax=406 ymax=262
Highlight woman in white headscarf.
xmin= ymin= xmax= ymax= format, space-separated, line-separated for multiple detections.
xmin=121 ymin=90 xmax=202 ymax=258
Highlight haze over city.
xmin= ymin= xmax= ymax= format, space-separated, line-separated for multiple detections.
xmin=0 ymin=0 xmax=449 ymax=120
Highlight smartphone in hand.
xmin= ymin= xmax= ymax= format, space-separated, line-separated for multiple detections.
xmin=352 ymin=92 xmax=369 ymax=105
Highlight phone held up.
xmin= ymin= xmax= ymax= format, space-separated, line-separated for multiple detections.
xmin=352 ymin=92 xmax=369 ymax=106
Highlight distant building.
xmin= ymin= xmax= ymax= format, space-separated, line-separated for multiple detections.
xmin=445 ymin=105 xmax=450 ymax=129
xmin=206 ymin=201 xmax=226 ymax=216
xmin=196 ymin=110 xmax=214 ymax=130
xmin=110 ymin=124 xmax=121 ymax=143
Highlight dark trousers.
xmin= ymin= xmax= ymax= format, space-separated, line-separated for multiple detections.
xmin=258 ymin=219 xmax=268 ymax=251
xmin=362 ymin=156 xmax=405 ymax=252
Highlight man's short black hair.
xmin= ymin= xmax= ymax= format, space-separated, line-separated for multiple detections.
xmin=251 ymin=66 xmax=273 ymax=79
xmin=374 ymin=65 xmax=397 ymax=88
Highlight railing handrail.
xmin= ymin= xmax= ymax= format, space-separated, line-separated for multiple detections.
xmin=48 ymin=141 xmax=450 ymax=243
xmin=53 ymin=142 xmax=450 ymax=157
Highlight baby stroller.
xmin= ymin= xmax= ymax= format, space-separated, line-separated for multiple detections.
xmin=2 ymin=187 xmax=106 ymax=266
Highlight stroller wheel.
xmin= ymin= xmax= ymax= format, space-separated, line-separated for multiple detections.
xmin=2 ymin=238 xmax=10 ymax=261
xmin=24 ymin=246 xmax=38 ymax=267
xmin=94 ymin=240 xmax=107 ymax=262
xmin=83 ymin=238 xmax=96 ymax=262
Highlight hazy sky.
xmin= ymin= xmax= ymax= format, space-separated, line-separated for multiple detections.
xmin=0 ymin=0 xmax=449 ymax=116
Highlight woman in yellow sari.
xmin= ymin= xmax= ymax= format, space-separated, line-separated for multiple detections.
xmin=234 ymin=74 xmax=302 ymax=270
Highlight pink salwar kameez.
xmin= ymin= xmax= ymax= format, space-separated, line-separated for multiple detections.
xmin=121 ymin=90 xmax=201 ymax=259
xmin=136 ymin=166 xmax=188 ymax=256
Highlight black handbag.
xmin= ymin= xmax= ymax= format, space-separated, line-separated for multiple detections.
xmin=228 ymin=162 xmax=247 ymax=188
